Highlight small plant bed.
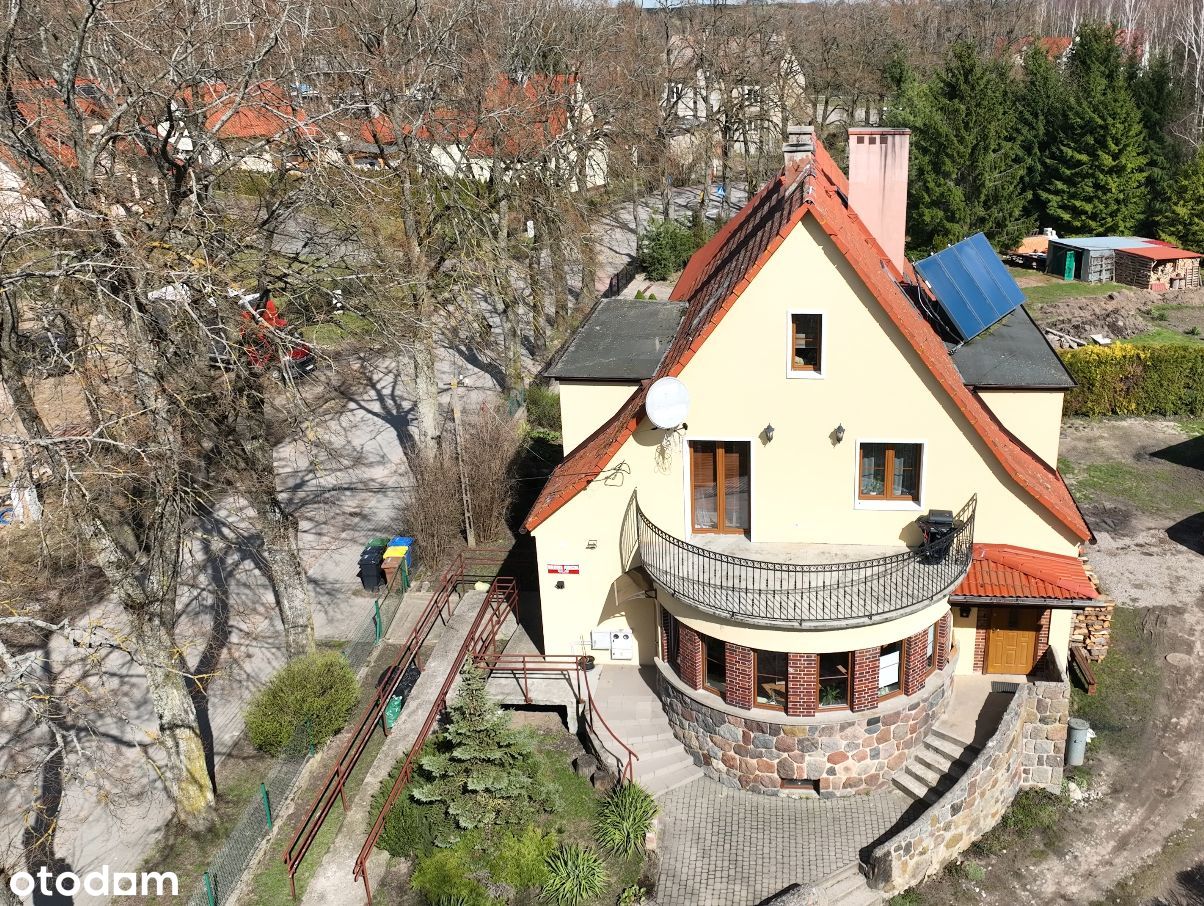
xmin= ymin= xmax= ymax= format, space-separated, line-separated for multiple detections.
xmin=372 ymin=665 xmax=654 ymax=905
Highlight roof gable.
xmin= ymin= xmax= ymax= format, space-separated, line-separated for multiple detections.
xmin=523 ymin=138 xmax=1091 ymax=543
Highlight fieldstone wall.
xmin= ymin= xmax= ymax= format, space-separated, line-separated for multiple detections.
xmin=866 ymin=678 xmax=1070 ymax=895
xmin=658 ymin=659 xmax=952 ymax=797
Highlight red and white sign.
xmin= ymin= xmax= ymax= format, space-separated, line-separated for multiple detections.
xmin=546 ymin=563 xmax=580 ymax=575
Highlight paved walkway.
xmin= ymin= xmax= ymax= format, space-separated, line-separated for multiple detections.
xmin=655 ymin=779 xmax=910 ymax=906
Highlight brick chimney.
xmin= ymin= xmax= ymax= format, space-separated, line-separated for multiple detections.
xmin=847 ymin=127 xmax=910 ymax=272
xmin=782 ymin=124 xmax=815 ymax=167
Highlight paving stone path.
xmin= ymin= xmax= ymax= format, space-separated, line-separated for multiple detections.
xmin=655 ymin=779 xmax=910 ymax=905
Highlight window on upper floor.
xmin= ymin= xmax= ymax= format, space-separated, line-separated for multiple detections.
xmin=858 ymin=442 xmax=922 ymax=503
xmin=789 ymin=312 xmax=823 ymax=374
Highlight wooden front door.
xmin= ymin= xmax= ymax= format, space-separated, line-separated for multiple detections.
xmin=985 ymin=607 xmax=1041 ymax=674
xmin=689 ymin=440 xmax=750 ymax=534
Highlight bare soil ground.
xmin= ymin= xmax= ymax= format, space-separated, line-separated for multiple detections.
xmin=1027 ymin=282 xmax=1204 ymax=344
xmin=906 ymin=419 xmax=1204 ymax=906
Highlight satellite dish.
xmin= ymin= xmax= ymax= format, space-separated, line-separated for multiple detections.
xmin=646 ymin=377 xmax=690 ymax=429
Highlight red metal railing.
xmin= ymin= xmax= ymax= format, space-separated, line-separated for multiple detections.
xmin=281 ymin=549 xmax=506 ymax=897
xmin=353 ymin=575 xmax=519 ymax=903
xmin=471 ymin=654 xmax=639 ymax=784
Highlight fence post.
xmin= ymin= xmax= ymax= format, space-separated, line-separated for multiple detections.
xmin=203 ymin=872 xmax=217 ymax=906
xmin=260 ymin=783 xmax=273 ymax=829
xmin=306 ymin=717 xmax=315 ymax=756
xmin=374 ymin=599 xmax=383 ymax=643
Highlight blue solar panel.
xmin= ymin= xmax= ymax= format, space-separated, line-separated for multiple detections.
xmin=915 ymin=233 xmax=1026 ymax=343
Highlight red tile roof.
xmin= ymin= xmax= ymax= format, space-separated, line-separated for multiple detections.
xmin=954 ymin=543 xmax=1098 ymax=601
xmin=1120 ymin=245 xmax=1203 ymax=261
xmin=189 ymin=81 xmax=319 ymax=142
xmin=524 ymin=136 xmax=1092 ymax=543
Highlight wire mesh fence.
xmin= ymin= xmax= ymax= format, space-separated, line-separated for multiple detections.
xmin=187 ymin=564 xmax=411 ymax=906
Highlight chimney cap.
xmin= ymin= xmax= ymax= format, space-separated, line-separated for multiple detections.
xmin=783 ymin=123 xmax=815 ymax=160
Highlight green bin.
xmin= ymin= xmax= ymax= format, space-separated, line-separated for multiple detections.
xmin=384 ymin=694 xmax=405 ymax=730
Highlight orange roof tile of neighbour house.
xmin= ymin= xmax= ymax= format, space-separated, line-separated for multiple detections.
xmin=954 ymin=543 xmax=1098 ymax=601
xmin=523 ymin=134 xmax=1093 ymax=542
xmin=189 ymin=81 xmax=320 ymax=143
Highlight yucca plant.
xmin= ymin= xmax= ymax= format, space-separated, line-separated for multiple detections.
xmin=593 ymin=782 xmax=658 ymax=857
xmin=542 ymin=844 xmax=607 ymax=905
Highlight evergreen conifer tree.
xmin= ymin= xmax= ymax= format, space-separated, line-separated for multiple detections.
xmin=1130 ymin=54 xmax=1190 ymax=233
xmin=1040 ymin=24 xmax=1148 ymax=235
xmin=410 ymin=662 xmax=557 ymax=841
xmin=891 ymin=42 xmax=1028 ymax=256
xmin=1018 ymin=46 xmax=1064 ymax=231
xmin=1161 ymin=149 xmax=1204 ymax=253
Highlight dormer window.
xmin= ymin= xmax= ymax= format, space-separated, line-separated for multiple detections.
xmin=789 ymin=312 xmax=823 ymax=376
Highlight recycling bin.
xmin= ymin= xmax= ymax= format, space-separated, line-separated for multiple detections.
xmin=1067 ymin=717 xmax=1091 ymax=766
xmin=358 ymin=539 xmax=388 ymax=591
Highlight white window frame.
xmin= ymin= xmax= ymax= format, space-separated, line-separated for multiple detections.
xmin=853 ymin=438 xmax=926 ymax=512
xmin=785 ymin=310 xmax=826 ymax=380
xmin=681 ymin=434 xmax=758 ymax=542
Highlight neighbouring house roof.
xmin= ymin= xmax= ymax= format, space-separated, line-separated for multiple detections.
xmin=544 ymin=298 xmax=685 ymax=381
xmin=5 ymin=80 xmax=112 ymax=169
xmin=176 ymin=81 xmax=320 ymax=144
xmin=1119 ymin=245 xmax=1204 ymax=261
xmin=348 ymin=74 xmax=580 ymax=162
xmin=522 ymin=135 xmax=1092 ymax=542
xmin=951 ymin=307 xmax=1076 ymax=390
xmin=954 ymin=543 xmax=1098 ymax=601
xmin=1051 ymin=236 xmax=1150 ymax=251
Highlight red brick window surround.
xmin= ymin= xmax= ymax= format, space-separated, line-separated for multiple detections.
xmin=725 ymin=643 xmax=754 ymax=710
xmin=973 ymin=607 xmax=990 ymax=672
xmin=676 ymin=623 xmax=704 ymax=689
xmin=903 ymin=626 xmax=931 ymax=696
xmin=851 ymin=647 xmax=880 ymax=712
xmin=786 ymin=653 xmax=818 ymax=717
xmin=936 ymin=611 xmax=952 ymax=670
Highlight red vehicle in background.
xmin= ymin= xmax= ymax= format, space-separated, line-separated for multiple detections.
xmin=238 ymin=297 xmax=316 ymax=376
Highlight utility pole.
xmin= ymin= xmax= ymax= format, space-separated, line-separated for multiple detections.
xmin=450 ymin=374 xmax=476 ymax=547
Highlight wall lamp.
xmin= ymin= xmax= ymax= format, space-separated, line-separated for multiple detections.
xmin=764 ymin=423 xmax=775 ymax=442
xmin=586 ymin=539 xmax=598 ymax=550
xmin=833 ymin=424 xmax=846 ymax=443
xmin=959 ymin=605 xmax=972 ymax=618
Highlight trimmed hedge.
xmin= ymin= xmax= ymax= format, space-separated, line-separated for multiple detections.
xmin=244 ymin=651 xmax=359 ymax=756
xmin=1060 ymin=343 xmax=1204 ymax=417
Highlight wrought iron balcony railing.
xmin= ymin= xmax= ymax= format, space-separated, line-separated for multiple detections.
xmin=623 ymin=495 xmax=976 ymax=628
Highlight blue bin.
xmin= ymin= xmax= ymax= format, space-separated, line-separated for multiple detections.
xmin=387 ymin=536 xmax=415 ymax=572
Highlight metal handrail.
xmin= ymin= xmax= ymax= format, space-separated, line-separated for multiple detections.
xmin=281 ymin=549 xmax=507 ymax=897
xmin=632 ymin=495 xmax=976 ymax=627
xmin=353 ymin=575 xmax=519 ymax=903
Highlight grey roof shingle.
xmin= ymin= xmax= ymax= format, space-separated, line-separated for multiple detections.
xmin=544 ymin=297 xmax=686 ymax=381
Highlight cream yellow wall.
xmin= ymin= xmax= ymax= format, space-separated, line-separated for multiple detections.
xmin=951 ymin=607 xmax=979 ymax=676
xmin=978 ymin=390 xmax=1066 ymax=468
xmin=557 ymin=382 xmax=638 ymax=451
xmin=532 ymin=215 xmax=1081 ymax=661
xmin=1048 ymin=608 xmax=1073 ymax=674
xmin=660 ymin=590 xmax=948 ymax=653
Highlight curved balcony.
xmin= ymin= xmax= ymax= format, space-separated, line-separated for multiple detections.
xmin=624 ymin=495 xmax=976 ymax=628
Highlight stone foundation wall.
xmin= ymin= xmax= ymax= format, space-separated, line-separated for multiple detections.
xmin=866 ymin=678 xmax=1070 ymax=895
xmin=658 ymin=659 xmax=952 ymax=797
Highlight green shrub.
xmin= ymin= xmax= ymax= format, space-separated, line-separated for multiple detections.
xmin=542 ymin=844 xmax=607 ymax=906
xmin=526 ymin=384 xmax=561 ymax=434
xmin=1060 ymin=343 xmax=1204 ymax=417
xmin=637 ymin=218 xmax=708 ymax=281
xmin=488 ymin=825 xmax=556 ymax=890
xmin=593 ymin=783 xmax=657 ymax=857
xmin=618 ymin=885 xmax=649 ymax=905
xmin=410 ymin=844 xmax=494 ymax=906
xmin=243 ymin=652 xmax=358 ymax=756
xmin=373 ymin=772 xmax=446 ymax=857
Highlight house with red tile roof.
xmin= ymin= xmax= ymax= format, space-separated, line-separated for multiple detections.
xmin=331 ymin=74 xmax=607 ymax=189
xmin=522 ymin=125 xmax=1104 ymax=803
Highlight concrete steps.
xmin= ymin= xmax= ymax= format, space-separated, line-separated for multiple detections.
xmin=820 ymin=863 xmax=886 ymax=906
xmin=891 ymin=723 xmax=980 ymax=807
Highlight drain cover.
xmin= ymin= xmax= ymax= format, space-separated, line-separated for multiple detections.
xmin=1166 ymin=652 xmax=1191 ymax=667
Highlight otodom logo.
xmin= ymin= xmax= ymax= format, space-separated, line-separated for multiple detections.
xmin=9 ymin=866 xmax=179 ymax=898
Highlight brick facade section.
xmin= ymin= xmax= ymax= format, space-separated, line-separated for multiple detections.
xmin=903 ymin=628 xmax=929 ymax=696
xmin=851 ymin=647 xmax=880 ymax=712
xmin=660 ymin=607 xmax=673 ymax=662
xmin=1036 ymin=608 xmax=1051 ymax=664
xmin=973 ymin=606 xmax=991 ymax=672
xmin=724 ymin=643 xmax=754 ymax=710
xmin=677 ymin=623 xmax=704 ymax=689
xmin=936 ymin=611 xmax=952 ymax=670
xmin=786 ymin=652 xmax=818 ymax=717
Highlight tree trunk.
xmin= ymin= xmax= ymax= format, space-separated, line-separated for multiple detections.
xmin=412 ymin=295 xmax=440 ymax=447
xmin=250 ymin=492 xmax=314 ymax=659
xmin=127 ymin=615 xmax=216 ymax=830
xmin=546 ymin=207 xmax=571 ymax=335
xmin=527 ymin=226 xmax=547 ymax=354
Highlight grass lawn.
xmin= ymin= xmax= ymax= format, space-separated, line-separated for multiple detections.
xmin=300 ymin=311 xmax=376 ymax=346
xmin=1059 ymin=458 xmax=1204 ymax=517
xmin=1127 ymin=327 xmax=1204 ymax=346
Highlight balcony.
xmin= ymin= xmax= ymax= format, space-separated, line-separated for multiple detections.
xmin=623 ymin=495 xmax=976 ymax=628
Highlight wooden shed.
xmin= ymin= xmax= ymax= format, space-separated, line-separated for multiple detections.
xmin=1114 ymin=244 xmax=1203 ymax=292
